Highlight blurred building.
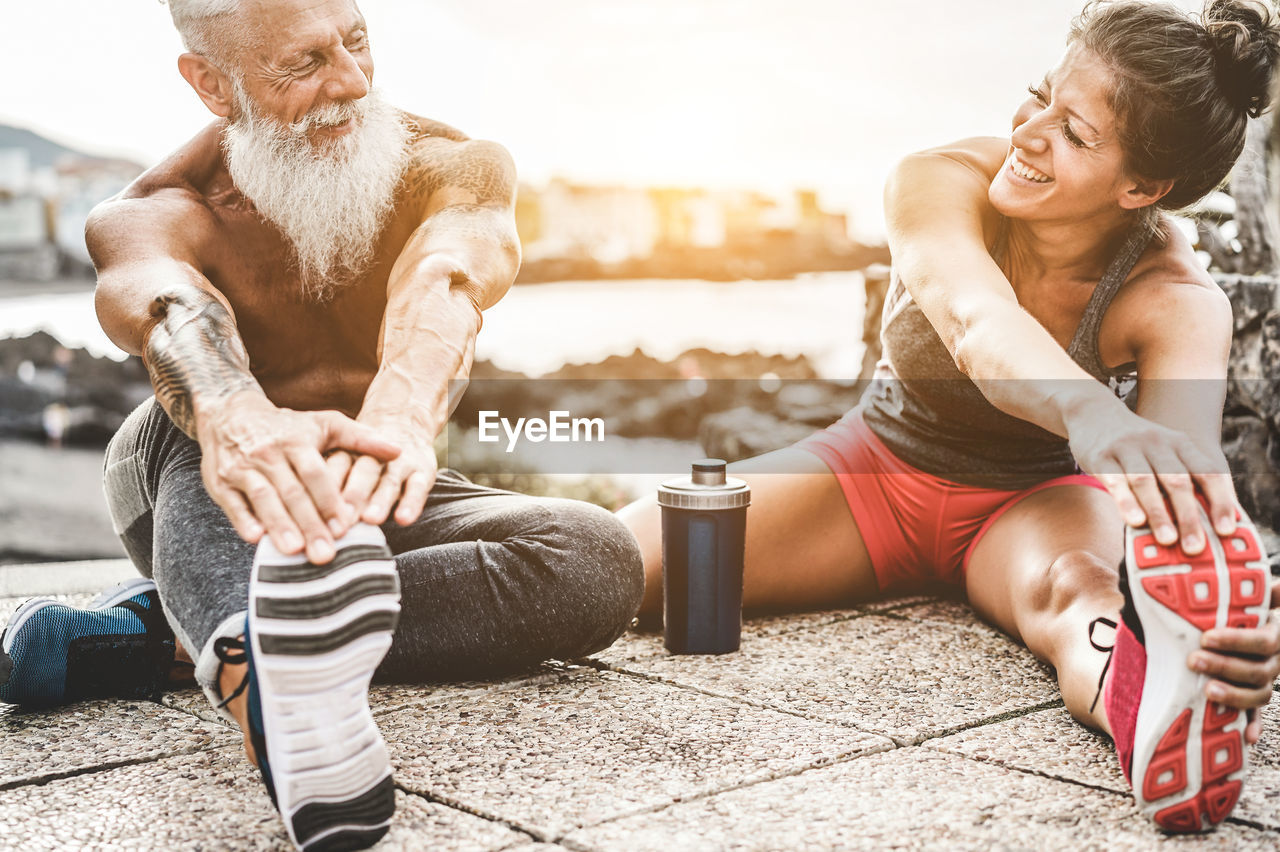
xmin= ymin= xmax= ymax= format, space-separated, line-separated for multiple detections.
xmin=517 ymin=180 xmax=855 ymax=266
xmin=0 ymin=124 xmax=143 ymax=282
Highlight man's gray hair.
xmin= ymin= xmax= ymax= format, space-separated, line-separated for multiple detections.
xmin=164 ymin=0 xmax=249 ymax=68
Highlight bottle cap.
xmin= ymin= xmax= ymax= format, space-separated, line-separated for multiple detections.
xmin=657 ymin=459 xmax=751 ymax=510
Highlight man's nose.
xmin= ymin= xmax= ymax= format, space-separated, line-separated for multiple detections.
xmin=324 ymin=47 xmax=370 ymax=102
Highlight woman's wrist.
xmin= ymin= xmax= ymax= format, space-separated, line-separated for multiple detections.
xmin=1058 ymin=384 xmax=1131 ymax=442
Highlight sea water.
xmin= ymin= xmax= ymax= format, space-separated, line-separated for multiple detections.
xmin=0 ymin=272 xmax=867 ymax=379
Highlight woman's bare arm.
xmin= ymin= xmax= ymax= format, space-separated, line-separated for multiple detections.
xmin=884 ymin=138 xmax=1236 ymax=546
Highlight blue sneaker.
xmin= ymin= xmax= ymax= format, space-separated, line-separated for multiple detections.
xmin=217 ymin=524 xmax=401 ymax=851
xmin=0 ymin=577 xmax=175 ymax=707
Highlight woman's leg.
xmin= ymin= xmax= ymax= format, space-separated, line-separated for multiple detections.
xmin=618 ymin=447 xmax=879 ymax=618
xmin=964 ymin=483 xmax=1123 ymax=732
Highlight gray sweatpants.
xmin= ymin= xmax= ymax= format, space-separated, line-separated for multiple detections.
xmin=103 ymin=398 xmax=644 ymax=703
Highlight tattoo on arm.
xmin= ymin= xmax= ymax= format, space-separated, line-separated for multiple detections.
xmin=404 ymin=141 xmax=516 ymax=209
xmin=141 ymin=285 xmax=260 ymax=438
xmin=415 ymin=203 xmax=519 ymax=247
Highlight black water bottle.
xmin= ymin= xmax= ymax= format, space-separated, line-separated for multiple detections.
xmin=658 ymin=459 xmax=751 ymax=654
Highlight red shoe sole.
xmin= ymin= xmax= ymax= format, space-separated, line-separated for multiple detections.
xmin=1126 ymin=505 xmax=1270 ymax=832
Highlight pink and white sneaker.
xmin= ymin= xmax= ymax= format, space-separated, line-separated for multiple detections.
xmin=1102 ymin=504 xmax=1271 ymax=832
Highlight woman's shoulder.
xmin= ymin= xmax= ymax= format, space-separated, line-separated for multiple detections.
xmin=1121 ymin=220 xmax=1223 ymax=305
xmin=1108 ymin=219 xmax=1232 ymax=358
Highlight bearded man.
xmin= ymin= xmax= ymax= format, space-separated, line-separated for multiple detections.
xmin=0 ymin=1 xmax=643 ymax=850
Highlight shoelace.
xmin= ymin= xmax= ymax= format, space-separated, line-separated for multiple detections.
xmin=213 ymin=636 xmax=250 ymax=710
xmin=1088 ymin=616 xmax=1118 ymax=714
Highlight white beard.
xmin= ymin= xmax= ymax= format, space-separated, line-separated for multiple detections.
xmin=223 ymin=86 xmax=412 ymax=302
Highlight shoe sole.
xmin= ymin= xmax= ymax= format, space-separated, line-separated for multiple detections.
xmin=249 ymin=524 xmax=401 ymax=852
xmin=2 ymin=578 xmax=159 ymax=656
xmin=1127 ymin=504 xmax=1271 ymax=832
xmin=89 ymin=577 xmax=157 ymax=611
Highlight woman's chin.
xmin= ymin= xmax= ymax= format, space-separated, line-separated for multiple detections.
xmin=987 ymin=182 xmax=1026 ymax=219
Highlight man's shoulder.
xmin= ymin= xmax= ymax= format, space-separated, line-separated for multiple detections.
xmin=401 ymin=113 xmax=511 ymax=166
xmin=397 ymin=113 xmax=515 ymax=212
xmin=401 ymin=112 xmax=471 ymax=144
xmin=86 ymin=124 xmax=228 ymax=266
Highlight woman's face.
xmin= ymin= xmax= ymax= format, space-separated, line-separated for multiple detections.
xmin=988 ymin=44 xmax=1148 ymax=224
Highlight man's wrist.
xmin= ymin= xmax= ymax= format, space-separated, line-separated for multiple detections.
xmin=191 ymin=385 xmax=269 ymax=439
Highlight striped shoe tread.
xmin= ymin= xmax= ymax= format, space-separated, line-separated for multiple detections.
xmin=258 ymin=545 xmax=393 ymax=584
xmin=292 ymin=774 xmax=396 ymax=850
xmin=255 ymin=574 xmax=401 ymax=621
xmin=258 ymin=609 xmax=400 ymax=657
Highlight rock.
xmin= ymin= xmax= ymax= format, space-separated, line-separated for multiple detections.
xmin=698 ymin=406 xmax=819 ymax=462
xmin=772 ymin=381 xmax=863 ymax=427
xmin=1215 ymin=273 xmax=1280 ymax=528
xmin=0 ymin=333 xmax=150 ymax=446
xmin=1263 ymin=313 xmax=1280 ymax=432
xmin=1217 ymin=273 xmax=1278 ymax=334
xmin=1221 ymin=415 xmax=1280 ymax=528
xmin=860 ymin=264 xmax=891 ymax=381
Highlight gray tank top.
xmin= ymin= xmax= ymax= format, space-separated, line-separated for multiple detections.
xmin=860 ymin=221 xmax=1152 ymax=489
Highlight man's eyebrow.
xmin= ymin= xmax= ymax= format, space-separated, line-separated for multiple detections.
xmin=277 ymin=18 xmax=367 ymax=66
xmin=1041 ymin=72 xmax=1101 ymax=137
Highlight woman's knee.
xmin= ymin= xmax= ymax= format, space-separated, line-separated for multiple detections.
xmin=1035 ymin=549 xmax=1122 ymax=616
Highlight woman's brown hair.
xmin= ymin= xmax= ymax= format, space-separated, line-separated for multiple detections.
xmin=1070 ymin=0 xmax=1280 ymax=229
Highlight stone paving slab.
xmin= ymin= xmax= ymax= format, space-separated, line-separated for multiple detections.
xmin=890 ymin=598 xmax=1006 ymax=633
xmin=0 ymin=745 xmax=534 ymax=851
xmin=595 ymin=596 xmax=949 ymax=667
xmin=158 ymin=668 xmax=570 ymax=728
xmin=928 ymin=702 xmax=1280 ymax=830
xmin=563 ymin=747 xmax=1277 ymax=851
xmin=605 ymin=614 xmax=1060 ymax=744
xmin=0 ymin=699 xmax=233 ymax=789
xmin=383 ymin=667 xmax=892 ymax=840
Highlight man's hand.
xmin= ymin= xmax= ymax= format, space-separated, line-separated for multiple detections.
xmin=197 ymin=392 xmax=401 ymax=561
xmin=1185 ymin=575 xmax=1280 ymax=745
xmin=328 ymin=418 xmax=438 ymax=527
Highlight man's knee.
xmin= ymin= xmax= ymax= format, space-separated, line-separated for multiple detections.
xmin=540 ymin=498 xmax=645 ymax=652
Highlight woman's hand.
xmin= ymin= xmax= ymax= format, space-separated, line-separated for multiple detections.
xmin=1067 ymin=399 xmax=1238 ymax=555
xmin=1188 ymin=576 xmax=1280 ymax=745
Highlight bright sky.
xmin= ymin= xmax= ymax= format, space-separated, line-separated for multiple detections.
xmin=5 ymin=0 xmax=1199 ymax=238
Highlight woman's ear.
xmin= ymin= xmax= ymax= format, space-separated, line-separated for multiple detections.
xmin=1118 ymin=175 xmax=1174 ymax=210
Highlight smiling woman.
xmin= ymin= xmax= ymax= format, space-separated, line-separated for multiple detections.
xmin=991 ymin=0 xmax=1280 ymax=235
xmin=621 ymin=0 xmax=1280 ymax=835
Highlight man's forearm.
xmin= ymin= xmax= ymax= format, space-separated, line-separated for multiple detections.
xmin=141 ymin=283 xmax=261 ymax=439
xmin=361 ymin=202 xmax=519 ymax=437
xmin=361 ymin=262 xmax=485 ymax=438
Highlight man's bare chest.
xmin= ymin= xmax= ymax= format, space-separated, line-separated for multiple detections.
xmin=198 ymin=210 xmax=418 ymax=406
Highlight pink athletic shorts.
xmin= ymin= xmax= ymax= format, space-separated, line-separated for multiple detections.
xmin=795 ymin=409 xmax=1108 ymax=591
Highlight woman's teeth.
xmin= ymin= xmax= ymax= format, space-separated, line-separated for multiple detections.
xmin=1011 ymin=157 xmax=1052 ymax=183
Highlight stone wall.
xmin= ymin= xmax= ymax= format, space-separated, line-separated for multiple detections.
xmin=1219 ymin=273 xmax=1280 ymax=529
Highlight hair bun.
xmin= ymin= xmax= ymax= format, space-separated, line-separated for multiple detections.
xmin=1204 ymin=0 xmax=1280 ymax=117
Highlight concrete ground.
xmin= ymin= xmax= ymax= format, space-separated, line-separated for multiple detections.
xmin=3 ymin=561 xmax=1280 ymax=851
